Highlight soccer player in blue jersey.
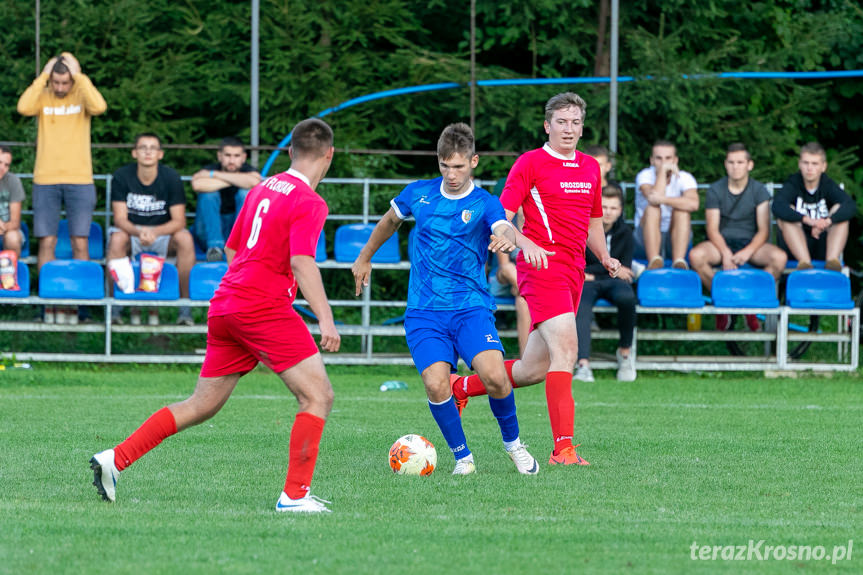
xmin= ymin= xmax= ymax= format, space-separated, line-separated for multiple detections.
xmin=352 ymin=123 xmax=539 ymax=475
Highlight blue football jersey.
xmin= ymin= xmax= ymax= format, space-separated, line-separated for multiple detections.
xmin=391 ymin=177 xmax=509 ymax=311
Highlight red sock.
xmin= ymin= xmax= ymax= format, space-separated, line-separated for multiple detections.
xmin=545 ymin=371 xmax=574 ymax=455
xmin=113 ymin=407 xmax=177 ymax=471
xmin=453 ymin=360 xmax=521 ymax=400
xmin=504 ymin=360 xmax=521 ymax=388
xmin=283 ymin=412 xmax=326 ymax=499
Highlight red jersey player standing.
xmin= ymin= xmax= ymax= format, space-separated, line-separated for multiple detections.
xmin=90 ymin=118 xmax=341 ymax=513
xmin=451 ymin=92 xmax=620 ymax=466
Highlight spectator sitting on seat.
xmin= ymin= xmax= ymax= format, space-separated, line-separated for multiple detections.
xmin=16 ymin=52 xmax=106 ymax=270
xmin=0 ymin=146 xmax=25 ymax=257
xmin=108 ymin=133 xmax=195 ymax=326
xmin=689 ymin=143 xmax=787 ymax=331
xmin=191 ymin=137 xmax=262 ymax=262
xmin=772 ymin=142 xmax=854 ymax=271
xmin=635 ymin=140 xmax=699 ymax=270
xmin=487 ymin=209 xmax=530 ymax=355
xmin=574 ymin=184 xmax=637 ymax=383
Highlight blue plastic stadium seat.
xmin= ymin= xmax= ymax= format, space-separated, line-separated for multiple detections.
xmin=637 ymin=269 xmax=703 ymax=308
xmin=0 ymin=260 xmax=30 ymax=298
xmin=711 ymin=269 xmax=779 ymax=308
xmin=55 ymin=220 xmax=104 ymax=260
xmin=316 ymin=231 xmax=327 ymax=262
xmin=189 ymin=262 xmax=227 ymax=301
xmin=785 ymin=269 xmax=853 ymax=309
xmin=334 ymin=223 xmax=400 ymax=263
xmin=20 ymin=221 xmax=30 ymax=259
xmin=114 ymin=262 xmax=180 ymax=301
xmin=39 ymin=260 xmax=105 ymax=299
xmin=785 ymin=259 xmax=827 ymax=270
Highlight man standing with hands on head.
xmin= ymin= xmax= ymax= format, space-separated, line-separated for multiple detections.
xmin=451 ymin=92 xmax=620 ymax=466
xmin=17 ymin=52 xmax=106 ymax=270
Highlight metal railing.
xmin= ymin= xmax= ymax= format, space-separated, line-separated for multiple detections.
xmin=1 ymin=175 xmax=857 ymax=371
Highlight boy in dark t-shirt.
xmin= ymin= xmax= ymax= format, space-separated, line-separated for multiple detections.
xmin=108 ymin=133 xmax=196 ymax=325
xmin=772 ymin=141 xmax=854 ymax=271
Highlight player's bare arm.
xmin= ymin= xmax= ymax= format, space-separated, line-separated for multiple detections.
xmin=488 ymin=222 xmax=516 ymax=253
xmin=586 ymin=216 xmax=620 ymax=277
xmin=351 ymin=208 xmax=402 ymax=296
xmin=293 ymin=254 xmax=340 ymax=353
xmin=225 ymin=247 xmax=236 ymax=264
xmin=504 ymin=208 xmax=553 ymax=270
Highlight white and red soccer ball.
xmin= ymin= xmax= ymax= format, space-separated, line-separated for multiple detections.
xmin=389 ymin=434 xmax=436 ymax=476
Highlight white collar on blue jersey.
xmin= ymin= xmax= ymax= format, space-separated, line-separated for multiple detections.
xmin=543 ymin=142 xmax=577 ymax=162
xmin=287 ymin=168 xmax=311 ymax=187
xmin=439 ymin=179 xmax=475 ymax=200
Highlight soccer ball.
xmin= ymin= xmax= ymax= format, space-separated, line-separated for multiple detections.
xmin=388 ymin=434 xmax=436 ymax=476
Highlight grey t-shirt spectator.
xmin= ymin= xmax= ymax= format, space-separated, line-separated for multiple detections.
xmin=705 ymin=177 xmax=770 ymax=242
xmin=0 ymin=172 xmax=25 ymax=223
xmin=111 ymin=163 xmax=185 ymax=227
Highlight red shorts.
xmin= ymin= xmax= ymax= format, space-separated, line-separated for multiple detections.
xmin=517 ymin=257 xmax=585 ymax=330
xmin=200 ymin=308 xmax=319 ymax=377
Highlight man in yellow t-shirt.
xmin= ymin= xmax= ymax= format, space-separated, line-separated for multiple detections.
xmin=17 ymin=52 xmax=107 ymax=272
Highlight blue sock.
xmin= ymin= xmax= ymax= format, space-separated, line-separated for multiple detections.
xmin=428 ymin=397 xmax=471 ymax=460
xmin=488 ymin=390 xmax=520 ymax=444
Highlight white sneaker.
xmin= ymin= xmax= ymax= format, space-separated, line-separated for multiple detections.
xmin=616 ymin=350 xmax=637 ymax=382
xmin=56 ymin=309 xmax=68 ymax=325
xmin=130 ymin=310 xmax=142 ymax=325
xmin=148 ymin=311 xmax=159 ymax=326
xmin=573 ymin=364 xmax=594 ymax=383
xmin=275 ymin=491 xmax=331 ymax=513
xmin=90 ymin=449 xmax=120 ymax=502
xmin=452 ymin=457 xmax=476 ymax=475
xmin=68 ymin=308 xmax=79 ymax=325
xmin=507 ymin=442 xmax=539 ymax=475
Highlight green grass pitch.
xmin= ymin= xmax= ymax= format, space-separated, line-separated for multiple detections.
xmin=1 ymin=365 xmax=860 ymax=574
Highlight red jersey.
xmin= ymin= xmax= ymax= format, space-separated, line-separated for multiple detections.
xmin=501 ymin=144 xmax=602 ymax=267
xmin=209 ymin=168 xmax=328 ymax=317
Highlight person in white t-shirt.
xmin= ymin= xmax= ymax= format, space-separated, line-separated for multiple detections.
xmin=634 ymin=141 xmax=699 ymax=269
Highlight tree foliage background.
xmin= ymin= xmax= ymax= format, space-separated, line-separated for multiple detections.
xmin=1 ymin=0 xmax=861 ymax=211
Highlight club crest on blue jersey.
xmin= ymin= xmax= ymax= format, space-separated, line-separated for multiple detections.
xmin=461 ymin=210 xmax=473 ymax=223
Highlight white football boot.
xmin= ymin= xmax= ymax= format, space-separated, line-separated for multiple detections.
xmin=452 ymin=457 xmax=476 ymax=475
xmin=90 ymin=449 xmax=120 ymax=502
xmin=507 ymin=442 xmax=539 ymax=475
xmin=275 ymin=492 xmax=332 ymax=513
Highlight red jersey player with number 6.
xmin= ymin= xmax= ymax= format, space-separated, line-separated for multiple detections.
xmin=451 ymin=93 xmax=620 ymax=466
xmin=90 ymin=118 xmax=341 ymax=513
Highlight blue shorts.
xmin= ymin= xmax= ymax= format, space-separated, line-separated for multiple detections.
xmin=404 ymin=307 xmax=504 ymax=374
